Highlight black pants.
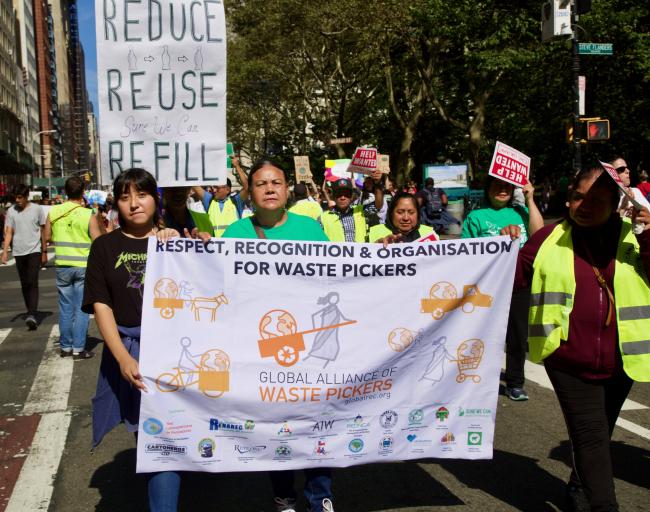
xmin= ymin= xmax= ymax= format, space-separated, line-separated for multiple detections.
xmin=545 ymin=364 xmax=633 ymax=512
xmin=505 ymin=288 xmax=530 ymax=388
xmin=14 ymin=252 xmax=40 ymax=316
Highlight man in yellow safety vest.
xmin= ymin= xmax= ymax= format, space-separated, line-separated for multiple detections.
xmin=45 ymin=176 xmax=102 ymax=359
xmin=193 ymin=156 xmax=250 ymax=236
xmin=321 ymin=174 xmax=383 ymax=242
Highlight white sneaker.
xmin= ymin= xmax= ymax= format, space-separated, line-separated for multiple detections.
xmin=274 ymin=496 xmax=297 ymax=512
xmin=322 ymin=498 xmax=334 ymax=512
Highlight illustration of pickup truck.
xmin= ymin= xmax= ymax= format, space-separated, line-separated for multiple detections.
xmin=421 ymin=282 xmax=492 ymax=320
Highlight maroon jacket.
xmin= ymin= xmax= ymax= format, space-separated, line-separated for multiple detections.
xmin=515 ymin=216 xmax=650 ymax=380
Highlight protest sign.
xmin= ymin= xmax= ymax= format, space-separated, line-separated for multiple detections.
xmin=488 ymin=142 xmax=530 ymax=187
xmin=347 ymin=147 xmax=378 ymax=176
xmin=417 ymin=231 xmax=440 ymax=242
xmin=294 ymin=156 xmax=313 ymax=183
xmin=600 ymin=160 xmax=642 ymax=210
xmin=137 ymin=236 xmax=518 ymax=473
xmin=325 ymin=159 xmax=352 ymax=182
xmin=95 ymin=1 xmax=227 ymax=187
xmin=378 ymin=154 xmax=390 ymax=174
xmin=85 ymin=190 xmax=108 ymax=206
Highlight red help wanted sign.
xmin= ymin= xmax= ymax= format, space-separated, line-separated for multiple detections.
xmin=347 ymin=147 xmax=378 ymax=175
xmin=488 ymin=142 xmax=530 ymax=187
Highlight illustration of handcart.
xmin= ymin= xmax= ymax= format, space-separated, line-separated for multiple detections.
xmin=257 ymin=309 xmax=356 ymax=367
xmin=455 ymin=338 xmax=484 ymax=383
xmin=156 ymin=338 xmax=230 ymax=398
xmin=420 ymin=282 xmax=493 ymax=320
xmin=152 ymin=278 xmax=228 ymax=321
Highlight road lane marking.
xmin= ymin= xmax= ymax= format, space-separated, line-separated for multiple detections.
xmin=2 ymin=252 xmax=54 ymax=268
xmin=0 ymin=328 xmax=10 ymax=347
xmin=6 ymin=324 xmax=73 ymax=512
xmin=22 ymin=325 xmax=72 ymax=415
xmin=503 ymin=357 xmax=649 ymax=412
xmin=506 ymin=358 xmax=650 ymax=441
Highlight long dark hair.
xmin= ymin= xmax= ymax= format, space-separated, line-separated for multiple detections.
xmin=112 ymin=168 xmax=162 ymax=229
xmin=386 ymin=192 xmax=421 ymax=233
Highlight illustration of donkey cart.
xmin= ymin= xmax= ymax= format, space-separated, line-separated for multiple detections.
xmin=153 ymin=278 xmax=185 ymax=319
xmin=455 ymin=338 xmax=485 ymax=383
xmin=257 ymin=309 xmax=356 ymax=367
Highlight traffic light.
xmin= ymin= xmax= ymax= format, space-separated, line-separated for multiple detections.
xmin=585 ymin=119 xmax=610 ymax=141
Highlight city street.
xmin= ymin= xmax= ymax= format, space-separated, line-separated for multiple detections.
xmin=0 ymin=258 xmax=648 ymax=512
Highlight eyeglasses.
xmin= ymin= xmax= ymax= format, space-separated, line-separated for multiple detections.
xmin=334 ymin=190 xmax=352 ymax=198
xmin=616 ymin=166 xmax=629 ymax=173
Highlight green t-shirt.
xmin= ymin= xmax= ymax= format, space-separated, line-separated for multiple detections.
xmin=222 ymin=212 xmax=329 ymax=242
xmin=461 ymin=205 xmax=530 ymax=247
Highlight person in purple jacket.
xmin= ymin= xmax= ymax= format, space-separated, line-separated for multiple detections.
xmin=501 ymin=163 xmax=650 ymax=512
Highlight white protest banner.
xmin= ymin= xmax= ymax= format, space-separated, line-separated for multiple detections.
xmin=136 ymin=236 xmax=518 ymax=472
xmin=325 ymin=159 xmax=352 ymax=182
xmin=600 ymin=160 xmax=643 ymax=210
xmin=294 ymin=156 xmax=313 ymax=183
xmin=488 ymin=142 xmax=530 ymax=187
xmin=95 ymin=1 xmax=227 ymax=187
xmin=347 ymin=147 xmax=378 ymax=176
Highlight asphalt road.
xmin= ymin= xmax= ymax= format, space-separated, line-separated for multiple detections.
xmin=0 ymin=258 xmax=648 ymax=512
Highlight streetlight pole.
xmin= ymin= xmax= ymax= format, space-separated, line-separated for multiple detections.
xmin=571 ymin=1 xmax=582 ymax=174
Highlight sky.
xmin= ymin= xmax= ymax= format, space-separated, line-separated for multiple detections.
xmin=78 ymin=0 xmax=98 ymax=114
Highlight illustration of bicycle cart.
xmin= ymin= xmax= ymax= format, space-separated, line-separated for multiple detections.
xmin=257 ymin=309 xmax=356 ymax=367
xmin=455 ymin=338 xmax=484 ymax=383
xmin=152 ymin=278 xmax=228 ymax=321
xmin=155 ymin=343 xmax=230 ymax=398
xmin=421 ymin=282 xmax=492 ymax=320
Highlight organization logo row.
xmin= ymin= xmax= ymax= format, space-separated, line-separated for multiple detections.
xmin=141 ymin=406 xmax=491 ymax=462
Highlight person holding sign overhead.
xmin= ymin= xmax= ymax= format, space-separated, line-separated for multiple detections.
xmin=222 ymin=160 xmax=333 ymax=512
xmin=462 ymin=174 xmax=543 ymax=401
xmin=507 ymin=163 xmax=650 ymax=511
xmin=321 ymin=173 xmax=383 ymax=242
xmin=193 ymin=156 xmax=250 ymax=236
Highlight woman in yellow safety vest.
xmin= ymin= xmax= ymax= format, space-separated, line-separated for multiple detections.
xmin=368 ymin=192 xmax=436 ymax=243
xmin=504 ymin=164 xmax=650 ymax=511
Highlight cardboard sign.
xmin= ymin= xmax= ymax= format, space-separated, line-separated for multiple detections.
xmin=378 ymin=154 xmax=390 ymax=174
xmin=488 ymin=142 xmax=530 ymax=187
xmin=95 ymin=0 xmax=228 ymax=187
xmin=600 ymin=161 xmax=643 ymax=210
xmin=294 ymin=156 xmax=313 ymax=183
xmin=347 ymin=147 xmax=378 ymax=176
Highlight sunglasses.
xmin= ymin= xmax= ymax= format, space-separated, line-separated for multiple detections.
xmin=616 ymin=167 xmax=629 ymax=173
xmin=334 ymin=190 xmax=352 ymax=197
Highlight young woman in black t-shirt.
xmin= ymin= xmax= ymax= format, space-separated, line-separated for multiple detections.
xmin=82 ymin=168 xmax=181 ymax=511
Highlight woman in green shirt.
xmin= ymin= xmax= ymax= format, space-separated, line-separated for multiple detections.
xmin=222 ymin=160 xmax=332 ymax=512
xmin=462 ymin=176 xmax=543 ymax=401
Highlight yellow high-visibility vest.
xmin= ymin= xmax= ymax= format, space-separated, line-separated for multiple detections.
xmin=529 ymin=220 xmax=650 ymax=382
xmin=289 ymin=200 xmax=323 ymax=221
xmin=49 ymin=202 xmax=92 ymax=267
xmin=321 ymin=205 xmax=367 ymax=242
xmin=368 ymin=224 xmax=434 ymax=242
xmin=207 ymin=198 xmax=240 ymax=237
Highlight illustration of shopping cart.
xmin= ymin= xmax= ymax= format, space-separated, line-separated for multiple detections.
xmin=455 ymin=338 xmax=484 ymax=383
xmin=257 ymin=309 xmax=356 ymax=367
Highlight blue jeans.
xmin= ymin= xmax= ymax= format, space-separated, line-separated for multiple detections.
xmin=56 ymin=266 xmax=89 ymax=352
xmin=270 ymin=468 xmax=333 ymax=511
xmin=147 ymin=471 xmax=181 ymax=512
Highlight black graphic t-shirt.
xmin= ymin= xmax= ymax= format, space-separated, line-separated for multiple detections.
xmin=82 ymin=229 xmax=149 ymax=327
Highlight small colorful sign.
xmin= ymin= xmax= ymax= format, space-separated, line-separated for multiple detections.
xmin=488 ymin=141 xmax=530 ymax=187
